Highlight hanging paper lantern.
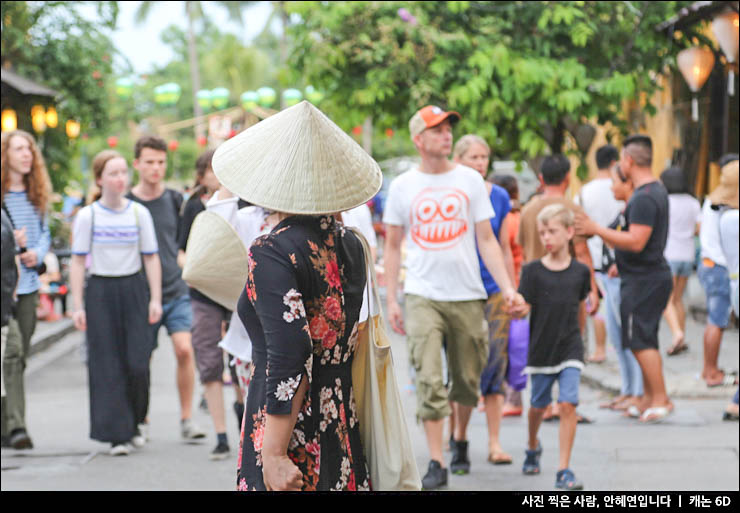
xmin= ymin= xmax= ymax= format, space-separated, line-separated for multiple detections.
xmin=197 ymin=135 xmax=208 ymax=147
xmin=385 ymin=128 xmax=394 ymax=138
xmin=196 ymin=89 xmax=213 ymax=111
xmin=45 ymin=107 xmax=58 ymax=128
xmin=154 ymin=85 xmax=167 ymax=106
xmin=211 ymin=88 xmax=230 ymax=110
xmin=164 ymin=82 xmax=181 ymax=106
xmin=115 ymin=78 xmax=134 ymax=100
xmin=352 ymin=126 xmax=362 ymax=136
xmin=107 ymin=136 xmax=118 ymax=148
xmin=168 ymin=140 xmax=179 ymax=152
xmin=282 ymin=88 xmax=303 ymax=107
xmin=2 ymin=109 xmax=18 ymax=132
xmin=712 ymin=11 xmax=739 ymax=96
xmin=228 ymin=129 xmax=237 ymax=139
xmin=155 ymin=83 xmax=181 ymax=106
xmin=240 ymin=91 xmax=259 ymax=110
xmin=65 ymin=120 xmax=81 ymax=139
xmin=257 ymin=87 xmax=276 ymax=107
xmin=677 ymin=46 xmax=715 ymax=121
xmin=304 ymin=85 xmax=324 ymax=104
xmin=31 ymin=105 xmax=46 ymax=133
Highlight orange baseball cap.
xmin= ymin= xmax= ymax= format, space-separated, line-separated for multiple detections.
xmin=409 ymin=105 xmax=461 ymax=138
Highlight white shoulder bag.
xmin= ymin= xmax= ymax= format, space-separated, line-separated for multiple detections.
xmin=348 ymin=227 xmax=421 ymax=491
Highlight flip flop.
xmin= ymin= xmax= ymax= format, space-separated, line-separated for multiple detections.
xmin=707 ymin=374 xmax=740 ymax=387
xmin=666 ymin=343 xmax=689 ymax=356
xmin=640 ymin=406 xmax=672 ymax=424
xmin=576 ymin=413 xmax=594 ymax=424
xmin=488 ymin=451 xmax=513 ymax=465
xmin=502 ymin=406 xmax=523 ymax=417
xmin=586 ymin=356 xmax=606 ymax=364
xmin=542 ymin=412 xmax=559 ymax=422
xmin=624 ymin=405 xmax=642 ymax=418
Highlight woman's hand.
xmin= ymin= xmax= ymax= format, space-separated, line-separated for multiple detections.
xmin=73 ymin=309 xmax=87 ymax=331
xmin=262 ymin=454 xmax=303 ymax=491
xmin=607 ymin=264 xmax=619 ymax=278
xmin=148 ymin=300 xmax=162 ymax=325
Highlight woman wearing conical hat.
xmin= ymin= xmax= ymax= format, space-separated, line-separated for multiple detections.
xmin=213 ymin=101 xmax=382 ymax=491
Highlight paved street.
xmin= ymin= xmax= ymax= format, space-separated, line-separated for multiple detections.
xmin=1 ymin=282 xmax=738 ymax=491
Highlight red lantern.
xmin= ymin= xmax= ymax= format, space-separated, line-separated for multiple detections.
xmin=92 ymin=70 xmax=102 ymax=80
xmin=107 ymin=136 xmax=118 ymax=148
xmin=228 ymin=129 xmax=237 ymax=139
xmin=352 ymin=126 xmax=362 ymax=135
xmin=168 ymin=140 xmax=179 ymax=152
xmin=385 ymin=128 xmax=394 ymax=138
xmin=197 ymin=135 xmax=207 ymax=147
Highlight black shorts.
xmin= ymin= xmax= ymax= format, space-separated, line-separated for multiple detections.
xmin=620 ymin=271 xmax=672 ymax=351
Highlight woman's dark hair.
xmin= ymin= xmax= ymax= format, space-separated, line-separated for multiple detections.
xmin=491 ymin=174 xmax=519 ymax=200
xmin=660 ymin=166 xmax=690 ymax=195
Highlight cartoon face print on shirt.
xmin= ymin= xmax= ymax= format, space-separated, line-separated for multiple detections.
xmin=409 ymin=187 xmax=470 ymax=250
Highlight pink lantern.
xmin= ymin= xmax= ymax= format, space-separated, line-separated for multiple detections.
xmin=107 ymin=136 xmax=118 ymax=148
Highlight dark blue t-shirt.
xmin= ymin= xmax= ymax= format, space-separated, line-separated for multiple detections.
xmin=477 ymin=184 xmax=511 ymax=296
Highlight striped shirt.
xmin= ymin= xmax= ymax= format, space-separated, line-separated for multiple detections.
xmin=2 ymin=190 xmax=51 ymax=294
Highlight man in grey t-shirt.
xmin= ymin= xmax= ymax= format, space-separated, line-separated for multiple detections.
xmin=129 ymin=135 xmax=205 ymax=442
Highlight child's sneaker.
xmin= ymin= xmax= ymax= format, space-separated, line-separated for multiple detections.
xmin=555 ymin=468 xmax=584 ymax=490
xmin=522 ymin=441 xmax=542 ymax=475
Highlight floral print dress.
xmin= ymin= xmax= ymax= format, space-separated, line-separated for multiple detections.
xmin=236 ymin=215 xmax=371 ymax=491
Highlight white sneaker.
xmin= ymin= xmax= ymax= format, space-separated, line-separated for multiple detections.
xmin=137 ymin=422 xmax=150 ymax=442
xmin=131 ymin=434 xmax=146 ymax=448
xmin=110 ymin=443 xmax=131 ymax=456
xmin=181 ymin=418 xmax=206 ymax=440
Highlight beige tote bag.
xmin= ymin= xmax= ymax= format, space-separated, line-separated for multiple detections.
xmin=349 ymin=228 xmax=421 ymax=491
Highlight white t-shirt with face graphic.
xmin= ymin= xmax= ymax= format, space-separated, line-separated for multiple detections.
xmin=383 ymin=164 xmax=494 ymax=301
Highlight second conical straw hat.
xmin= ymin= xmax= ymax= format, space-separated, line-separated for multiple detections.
xmin=212 ymin=101 xmax=383 ymax=215
xmin=182 ymin=211 xmax=248 ymax=311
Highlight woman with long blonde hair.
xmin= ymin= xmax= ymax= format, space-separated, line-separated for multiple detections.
xmin=0 ymin=129 xmax=52 ymax=450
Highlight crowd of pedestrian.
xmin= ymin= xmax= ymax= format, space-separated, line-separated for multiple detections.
xmin=0 ymin=94 xmax=738 ymax=492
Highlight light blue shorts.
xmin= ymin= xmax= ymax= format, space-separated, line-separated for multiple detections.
xmin=668 ymin=260 xmax=693 ymax=278
xmin=530 ymin=367 xmax=581 ymax=408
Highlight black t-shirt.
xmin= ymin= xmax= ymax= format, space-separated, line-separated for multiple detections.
xmin=127 ymin=189 xmax=189 ymax=303
xmin=615 ymin=181 xmax=670 ymax=277
xmin=179 ymin=195 xmax=222 ymax=307
xmin=518 ymin=259 xmax=591 ymax=369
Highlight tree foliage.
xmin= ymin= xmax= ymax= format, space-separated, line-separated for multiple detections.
xmin=1 ymin=1 xmax=119 ymax=191
xmin=286 ymin=1 xmax=702 ymax=175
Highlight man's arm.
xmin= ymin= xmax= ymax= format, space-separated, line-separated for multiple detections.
xmin=383 ymin=224 xmax=405 ymax=335
xmin=575 ymin=212 xmax=653 ymax=253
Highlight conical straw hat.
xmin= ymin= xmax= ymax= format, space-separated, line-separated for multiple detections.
xmin=182 ymin=211 xmax=248 ymax=311
xmin=212 ymin=100 xmax=383 ymax=215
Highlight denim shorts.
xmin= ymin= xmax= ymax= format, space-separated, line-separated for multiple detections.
xmin=698 ymin=263 xmax=732 ymax=328
xmin=153 ymin=294 xmax=193 ymax=336
xmin=530 ymin=367 xmax=581 ymax=408
xmin=668 ymin=260 xmax=694 ymax=277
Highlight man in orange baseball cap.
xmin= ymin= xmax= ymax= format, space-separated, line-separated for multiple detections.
xmin=408 ymin=105 xmax=461 ymax=139
xmin=384 ymin=105 xmax=527 ymax=489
